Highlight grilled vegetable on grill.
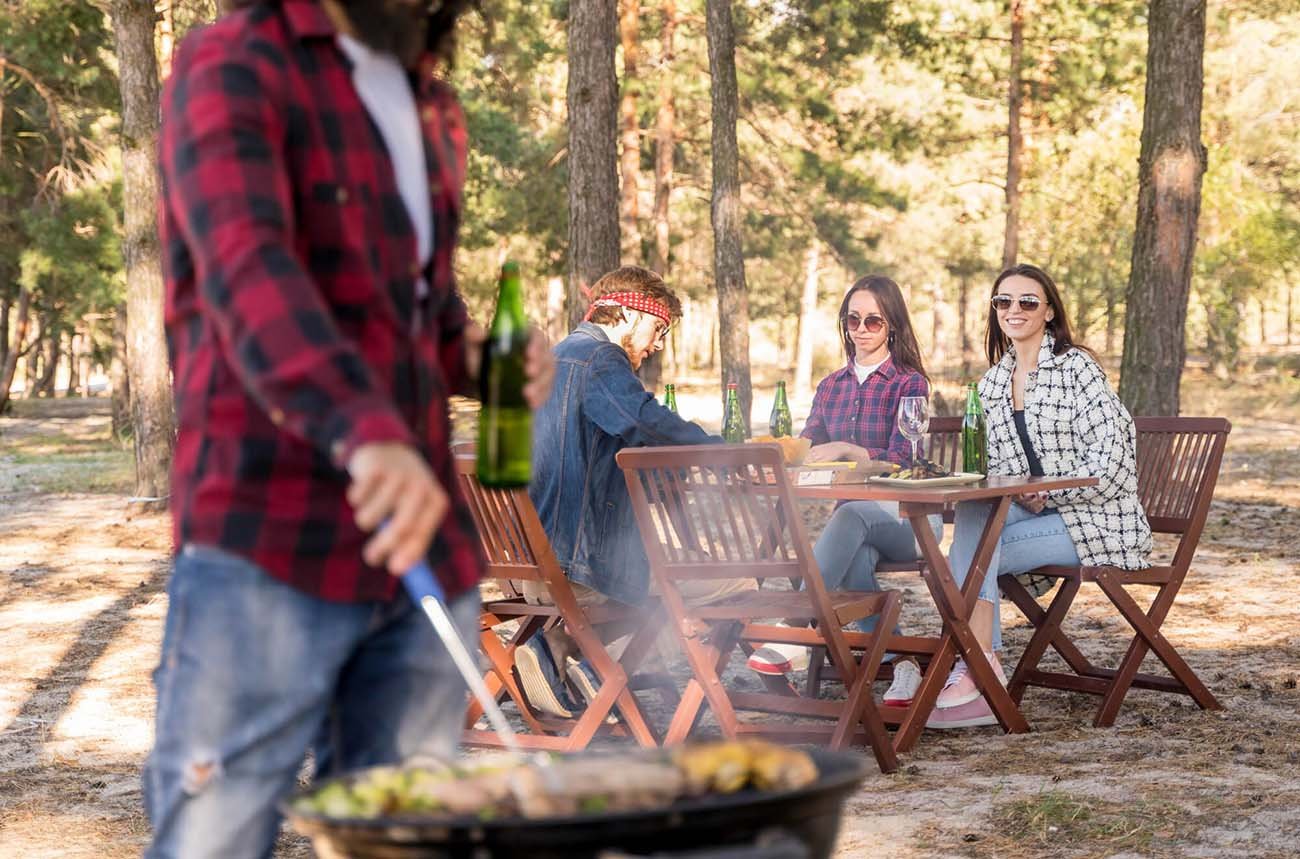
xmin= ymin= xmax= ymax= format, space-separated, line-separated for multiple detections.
xmin=297 ymin=742 xmax=818 ymax=822
xmin=674 ymin=741 xmax=818 ymax=795
xmin=510 ymin=758 xmax=685 ymax=818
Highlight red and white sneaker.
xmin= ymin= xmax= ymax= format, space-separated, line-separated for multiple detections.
xmin=746 ymin=642 xmax=811 ymax=676
xmin=882 ymin=659 xmax=923 ymax=707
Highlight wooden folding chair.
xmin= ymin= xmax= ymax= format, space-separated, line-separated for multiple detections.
xmin=454 ymin=455 xmax=664 ymax=751
xmin=807 ymin=416 xmax=962 ymax=697
xmin=618 ymin=443 xmax=902 ymax=773
xmin=1001 ymin=417 xmax=1231 ymax=727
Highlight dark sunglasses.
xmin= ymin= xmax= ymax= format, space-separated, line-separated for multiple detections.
xmin=991 ymin=294 xmax=1044 ymax=312
xmin=843 ymin=312 xmax=887 ymax=333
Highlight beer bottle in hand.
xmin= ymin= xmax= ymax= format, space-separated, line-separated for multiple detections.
xmin=961 ymin=382 xmax=987 ymax=475
xmin=477 ymin=261 xmax=531 ymax=487
xmin=722 ymin=382 xmax=747 ymax=443
xmin=663 ymin=384 xmax=679 ymax=414
xmin=769 ymin=380 xmax=792 ymax=437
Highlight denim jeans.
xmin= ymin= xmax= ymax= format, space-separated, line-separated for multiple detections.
xmin=947 ymin=501 xmax=1081 ymax=651
xmin=813 ymin=501 xmax=943 ymax=634
xmin=143 ymin=544 xmax=478 ymax=859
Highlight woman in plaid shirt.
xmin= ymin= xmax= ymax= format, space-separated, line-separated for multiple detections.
xmin=748 ymin=276 xmax=937 ymax=708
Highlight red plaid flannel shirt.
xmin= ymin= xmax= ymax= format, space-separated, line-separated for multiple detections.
xmin=159 ymin=0 xmax=483 ymax=602
xmin=800 ymin=358 xmax=930 ymax=465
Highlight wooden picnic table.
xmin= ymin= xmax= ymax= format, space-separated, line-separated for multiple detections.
xmin=793 ymin=472 xmax=1098 ymax=752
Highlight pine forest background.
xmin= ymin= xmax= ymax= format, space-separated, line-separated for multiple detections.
xmin=1 ymin=0 xmax=1298 ymax=493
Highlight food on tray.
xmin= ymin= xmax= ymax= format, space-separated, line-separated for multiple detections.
xmin=749 ymin=435 xmax=812 ymax=465
xmin=890 ymin=458 xmax=952 ymax=480
xmin=295 ymin=741 xmax=817 ymax=822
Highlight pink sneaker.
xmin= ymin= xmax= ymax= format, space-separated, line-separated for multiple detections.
xmin=934 ymin=653 xmax=1008 ymax=709
xmin=926 ymin=695 xmax=998 ymax=729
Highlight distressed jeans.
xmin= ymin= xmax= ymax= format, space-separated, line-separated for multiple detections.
xmin=947 ymin=501 xmax=1081 ymax=651
xmin=813 ymin=501 xmax=943 ymax=634
xmin=143 ymin=544 xmax=477 ymax=859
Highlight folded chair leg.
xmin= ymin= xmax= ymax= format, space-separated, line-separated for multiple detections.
xmin=833 ymin=592 xmax=899 ymax=772
xmin=1094 ymin=573 xmax=1221 ymax=727
xmin=1006 ymin=576 xmax=1082 ymax=705
xmin=664 ymin=621 xmax=743 ymax=745
xmin=473 ymin=624 xmax=549 ymax=736
xmin=1001 ymin=574 xmax=1097 ymax=681
xmin=806 ymin=646 xmax=827 ymax=698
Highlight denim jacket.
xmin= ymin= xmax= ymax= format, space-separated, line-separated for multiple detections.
xmin=529 ymin=323 xmax=718 ymax=605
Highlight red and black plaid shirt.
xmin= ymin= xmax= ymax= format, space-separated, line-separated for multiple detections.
xmin=159 ymin=0 xmax=483 ymax=602
xmin=800 ymin=358 xmax=930 ymax=465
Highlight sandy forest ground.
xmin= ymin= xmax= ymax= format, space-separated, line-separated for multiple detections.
xmin=2 ymin=367 xmax=1299 ymax=858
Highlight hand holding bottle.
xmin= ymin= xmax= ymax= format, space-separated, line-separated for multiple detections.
xmin=465 ymin=322 xmax=554 ymax=409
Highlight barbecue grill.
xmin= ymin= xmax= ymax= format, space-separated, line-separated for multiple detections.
xmin=283 ymin=748 xmax=870 ymax=858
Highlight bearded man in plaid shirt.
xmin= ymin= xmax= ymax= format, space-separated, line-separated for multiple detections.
xmin=145 ymin=1 xmax=552 ymax=854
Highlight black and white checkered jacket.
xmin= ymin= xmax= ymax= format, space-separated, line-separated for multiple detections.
xmin=978 ymin=331 xmax=1153 ymax=572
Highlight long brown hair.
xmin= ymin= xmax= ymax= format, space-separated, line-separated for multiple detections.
xmin=984 ymin=263 xmax=1092 ymax=366
xmin=837 ymin=275 xmax=929 ymax=381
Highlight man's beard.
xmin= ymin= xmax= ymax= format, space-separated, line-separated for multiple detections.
xmin=340 ymin=0 xmax=430 ymax=67
xmin=620 ymin=333 xmax=644 ymax=370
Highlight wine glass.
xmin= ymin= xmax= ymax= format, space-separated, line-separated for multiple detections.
xmin=898 ymin=396 xmax=930 ymax=465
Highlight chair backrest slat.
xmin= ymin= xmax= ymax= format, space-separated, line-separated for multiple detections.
xmin=927 ymin=416 xmax=962 ymax=472
xmin=619 ymin=444 xmax=807 ymax=582
xmin=1132 ymin=418 xmax=1230 ymax=537
xmin=455 ymin=455 xmax=549 ymax=583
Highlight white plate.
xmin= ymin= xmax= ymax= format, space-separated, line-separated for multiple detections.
xmin=865 ymin=472 xmax=985 ymax=487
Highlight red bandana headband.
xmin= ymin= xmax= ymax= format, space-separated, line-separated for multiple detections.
xmin=583 ymin=291 xmax=674 ymax=324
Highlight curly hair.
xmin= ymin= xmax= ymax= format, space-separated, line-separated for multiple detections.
xmin=586 ymin=267 xmax=683 ymax=326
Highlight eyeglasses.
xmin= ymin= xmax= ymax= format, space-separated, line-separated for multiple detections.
xmin=843 ymin=312 xmax=887 ymax=333
xmin=652 ymin=320 xmax=670 ymax=344
xmin=991 ymin=295 xmax=1044 ymax=312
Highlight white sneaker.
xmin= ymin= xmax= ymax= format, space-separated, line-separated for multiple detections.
xmin=882 ymin=659 xmax=922 ymax=707
xmin=747 ymin=641 xmax=811 ymax=675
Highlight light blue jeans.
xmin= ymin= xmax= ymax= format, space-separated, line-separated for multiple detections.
xmin=947 ymin=501 xmax=1081 ymax=651
xmin=813 ymin=501 xmax=943 ymax=634
xmin=143 ymin=544 xmax=478 ymax=859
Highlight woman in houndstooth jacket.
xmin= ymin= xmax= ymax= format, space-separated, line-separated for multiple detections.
xmin=928 ymin=264 xmax=1153 ymax=729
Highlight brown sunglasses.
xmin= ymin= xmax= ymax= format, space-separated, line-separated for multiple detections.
xmin=843 ymin=312 xmax=887 ymax=333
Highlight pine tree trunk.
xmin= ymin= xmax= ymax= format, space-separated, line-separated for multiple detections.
xmin=566 ymin=0 xmax=622 ymax=330
xmin=1287 ymin=284 xmax=1294 ymax=347
xmin=794 ymin=239 xmax=820 ymax=400
xmin=110 ymin=0 xmax=176 ymax=508
xmin=706 ymin=0 xmax=752 ymax=431
xmin=0 ymin=286 xmax=30 ymax=414
xmin=929 ymin=280 xmax=951 ymax=382
xmin=36 ymin=321 xmax=59 ymax=397
xmin=1002 ymin=0 xmax=1025 ymax=271
xmin=650 ymin=0 xmax=675 ymax=278
xmin=66 ymin=328 xmax=80 ymax=397
xmin=0 ymin=295 xmax=9 ymax=370
xmin=618 ymin=0 xmax=643 ymax=262
xmin=111 ymin=303 xmax=132 ymax=439
xmin=1119 ymin=0 xmax=1207 ymax=416
xmin=158 ymin=0 xmax=176 ymax=78
xmin=959 ymin=275 xmax=975 ymax=378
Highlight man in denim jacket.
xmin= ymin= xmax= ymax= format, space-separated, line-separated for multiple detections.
xmin=518 ymin=266 xmax=736 ymax=717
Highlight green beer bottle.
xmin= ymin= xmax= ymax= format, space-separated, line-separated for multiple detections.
xmin=663 ymin=384 xmax=678 ymax=414
xmin=477 ymin=261 xmax=531 ymax=487
xmin=722 ymin=382 xmax=747 ymax=443
xmin=961 ymin=382 xmax=987 ymax=475
xmin=769 ymin=380 xmax=793 ymax=438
